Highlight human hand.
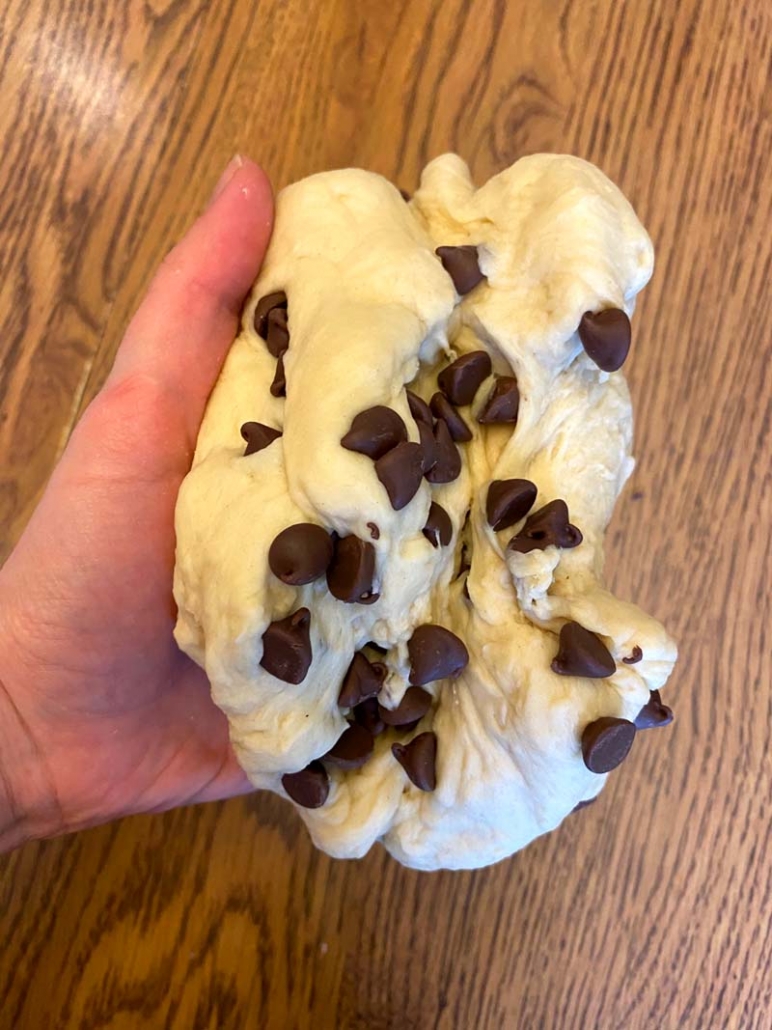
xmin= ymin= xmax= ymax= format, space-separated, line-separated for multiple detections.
xmin=0 ymin=157 xmax=274 ymax=851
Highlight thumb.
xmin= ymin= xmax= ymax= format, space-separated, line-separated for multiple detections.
xmin=108 ymin=156 xmax=274 ymax=438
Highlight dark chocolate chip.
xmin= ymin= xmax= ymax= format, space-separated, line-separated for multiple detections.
xmin=438 ymin=350 xmax=492 ymax=406
xmin=430 ymin=392 xmax=473 ymax=443
xmin=352 ymin=696 xmax=385 ymax=736
xmin=341 ymin=406 xmax=408 ymax=460
xmin=634 ymin=690 xmax=674 ymax=730
xmin=254 ymin=291 xmax=287 ymax=338
xmin=268 ymin=524 xmax=334 ymax=585
xmin=477 ymin=376 xmax=520 ymax=424
xmin=375 ymin=441 xmax=425 ymax=510
xmin=282 ymin=760 xmax=329 ymax=807
xmin=622 ymin=645 xmax=643 ymax=665
xmin=571 ymin=798 xmax=597 ymax=813
xmin=435 ymin=245 xmax=485 ymax=295
xmin=338 ymin=652 xmax=387 ymax=708
xmin=327 ymin=535 xmax=377 ymax=603
xmin=486 ymin=479 xmax=538 ymax=531
xmin=408 ymin=624 xmax=469 ymax=685
xmin=240 ymin=422 xmax=282 ymax=456
xmin=424 ymin=420 xmax=461 ymax=484
xmin=578 ymin=308 xmax=631 ymax=372
xmin=392 ymin=732 xmax=437 ymax=791
xmin=266 ymin=307 xmax=290 ymax=358
xmin=551 ymin=622 xmax=616 ymax=678
xmin=407 ymin=390 xmax=433 ymax=425
xmin=399 ymin=187 xmax=412 ymax=202
xmin=260 ymin=608 xmax=312 ymax=684
xmin=417 ymin=421 xmax=437 ymax=473
xmin=422 ymin=501 xmax=452 ymax=548
xmin=323 ymin=724 xmax=374 ymax=770
xmin=581 ymin=717 xmax=636 ymax=773
xmin=379 ymin=686 xmax=432 ymax=726
xmin=367 ymin=522 xmax=380 ymax=540
xmin=270 ymin=352 xmax=286 ymax=397
xmin=508 ymin=499 xmax=583 ymax=553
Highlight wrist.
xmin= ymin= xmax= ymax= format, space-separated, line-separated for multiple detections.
xmin=0 ymin=611 xmax=64 ymax=852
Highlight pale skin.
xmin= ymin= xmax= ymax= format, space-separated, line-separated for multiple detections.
xmin=0 ymin=157 xmax=274 ymax=852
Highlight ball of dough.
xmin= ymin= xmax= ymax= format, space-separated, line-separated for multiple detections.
xmin=173 ymin=153 xmax=677 ymax=871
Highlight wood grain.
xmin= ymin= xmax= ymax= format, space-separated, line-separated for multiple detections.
xmin=1 ymin=0 xmax=771 ymax=1027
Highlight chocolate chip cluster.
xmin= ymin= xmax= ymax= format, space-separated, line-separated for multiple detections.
xmin=243 ymin=245 xmax=672 ymax=810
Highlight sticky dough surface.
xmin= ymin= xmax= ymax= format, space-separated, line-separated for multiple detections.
xmin=173 ymin=153 xmax=677 ymax=871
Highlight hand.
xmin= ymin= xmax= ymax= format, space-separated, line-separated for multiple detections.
xmin=0 ymin=157 xmax=274 ymax=851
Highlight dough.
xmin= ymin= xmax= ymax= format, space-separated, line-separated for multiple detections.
xmin=173 ymin=153 xmax=677 ymax=871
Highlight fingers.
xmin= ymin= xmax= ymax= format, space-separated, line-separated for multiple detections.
xmin=108 ymin=156 xmax=274 ymax=439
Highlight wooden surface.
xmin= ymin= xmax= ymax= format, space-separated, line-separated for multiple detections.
xmin=1 ymin=0 xmax=770 ymax=1027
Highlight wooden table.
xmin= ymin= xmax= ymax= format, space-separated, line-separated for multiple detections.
xmin=1 ymin=1 xmax=770 ymax=1027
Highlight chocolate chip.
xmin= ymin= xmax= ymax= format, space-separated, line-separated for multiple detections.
xmin=323 ymin=724 xmax=374 ymax=770
xmin=571 ymin=798 xmax=597 ymax=813
xmin=438 ymin=351 xmax=492 ymax=405
xmin=268 ymin=524 xmax=334 ymax=585
xmin=282 ymin=760 xmax=329 ymax=807
xmin=266 ymin=307 xmax=289 ymax=358
xmin=622 ymin=645 xmax=643 ymax=665
xmin=551 ymin=622 xmax=616 ymax=678
xmin=581 ymin=717 xmax=636 ymax=773
xmin=486 ymin=479 xmax=538 ymax=531
xmin=435 ymin=245 xmax=485 ymax=295
xmin=634 ymin=690 xmax=674 ymax=730
xmin=379 ymin=686 xmax=432 ymax=726
xmin=240 ymin=422 xmax=282 ymax=456
xmin=392 ymin=732 xmax=437 ymax=791
xmin=254 ymin=291 xmax=287 ymax=338
xmin=353 ymin=696 xmax=385 ymax=736
xmin=417 ymin=421 xmax=437 ymax=474
xmin=430 ymin=393 xmax=473 ymax=443
xmin=367 ymin=522 xmax=380 ymax=540
xmin=508 ymin=499 xmax=582 ymax=553
xmin=375 ymin=441 xmax=424 ymax=510
xmin=407 ymin=390 xmax=433 ymax=425
xmin=341 ymin=406 xmax=408 ymax=460
xmin=424 ymin=420 xmax=461 ymax=484
xmin=422 ymin=501 xmax=452 ymax=548
xmin=260 ymin=608 xmax=312 ymax=684
xmin=477 ymin=376 xmax=520 ymax=424
xmin=399 ymin=187 xmax=411 ymax=202
xmin=338 ymin=652 xmax=387 ymax=708
xmin=578 ymin=308 xmax=631 ymax=372
xmin=408 ymin=624 xmax=469 ymax=685
xmin=327 ymin=535 xmax=377 ymax=603
xmin=270 ymin=352 xmax=286 ymax=397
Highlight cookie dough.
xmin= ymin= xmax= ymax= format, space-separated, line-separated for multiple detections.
xmin=173 ymin=153 xmax=677 ymax=871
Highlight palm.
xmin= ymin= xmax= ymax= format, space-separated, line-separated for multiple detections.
xmin=0 ymin=159 xmax=273 ymax=835
xmin=6 ymin=374 xmax=252 ymax=825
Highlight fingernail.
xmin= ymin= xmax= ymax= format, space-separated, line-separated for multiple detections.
xmin=208 ymin=154 xmax=244 ymax=207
